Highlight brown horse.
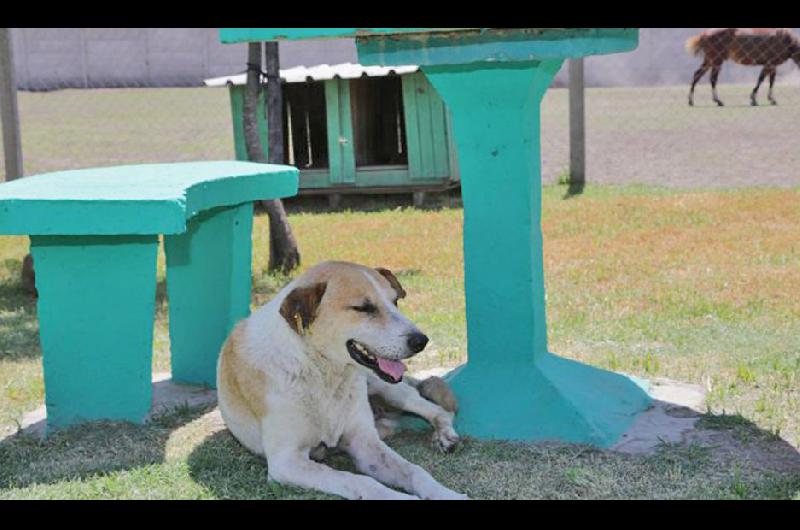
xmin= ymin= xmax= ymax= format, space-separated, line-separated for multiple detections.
xmin=686 ymin=28 xmax=800 ymax=106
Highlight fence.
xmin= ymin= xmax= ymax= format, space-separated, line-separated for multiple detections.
xmin=2 ymin=28 xmax=800 ymax=190
xmin=542 ymin=28 xmax=800 ymax=189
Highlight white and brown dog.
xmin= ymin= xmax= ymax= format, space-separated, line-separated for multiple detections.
xmin=217 ymin=261 xmax=467 ymax=500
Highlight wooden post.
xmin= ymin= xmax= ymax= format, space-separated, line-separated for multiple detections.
xmin=568 ymin=58 xmax=585 ymax=194
xmin=264 ymin=42 xmax=284 ymax=165
xmin=0 ymin=28 xmax=23 ymax=182
xmin=0 ymin=28 xmax=34 ymax=295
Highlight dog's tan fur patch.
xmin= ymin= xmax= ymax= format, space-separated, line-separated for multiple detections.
xmin=279 ymin=282 xmax=328 ymax=333
xmin=218 ymin=322 xmax=268 ymax=419
xmin=375 ymin=267 xmax=407 ymax=301
xmin=417 ymin=376 xmax=459 ymax=413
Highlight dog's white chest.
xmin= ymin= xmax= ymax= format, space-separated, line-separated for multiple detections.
xmin=298 ymin=369 xmax=366 ymax=447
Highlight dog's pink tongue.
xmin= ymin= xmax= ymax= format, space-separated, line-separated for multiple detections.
xmin=377 ymin=358 xmax=406 ymax=381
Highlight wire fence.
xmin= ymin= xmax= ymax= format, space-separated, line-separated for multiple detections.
xmin=541 ymin=27 xmax=800 ymax=189
xmin=2 ymin=28 xmax=800 ymax=190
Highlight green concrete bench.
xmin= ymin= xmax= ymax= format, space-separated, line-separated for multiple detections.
xmin=0 ymin=161 xmax=298 ymax=429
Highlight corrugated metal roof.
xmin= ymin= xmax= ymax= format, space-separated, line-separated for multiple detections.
xmin=203 ymin=62 xmax=420 ymax=87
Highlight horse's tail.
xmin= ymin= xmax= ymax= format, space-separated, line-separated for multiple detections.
xmin=685 ymin=34 xmax=704 ymax=56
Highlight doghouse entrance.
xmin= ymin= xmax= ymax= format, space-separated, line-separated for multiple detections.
xmin=283 ymin=81 xmax=329 ymax=169
xmin=349 ymin=76 xmax=408 ymax=168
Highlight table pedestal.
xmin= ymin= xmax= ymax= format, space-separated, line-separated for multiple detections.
xmin=31 ymin=235 xmax=159 ymax=428
xmin=422 ymin=60 xmax=651 ymax=445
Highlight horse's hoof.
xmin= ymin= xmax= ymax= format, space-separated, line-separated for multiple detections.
xmin=770 ymin=100 xmax=777 ymax=106
xmin=716 ymin=101 xmax=724 ymax=107
xmin=688 ymin=100 xmax=694 ymax=107
xmin=751 ymin=100 xmax=758 ymax=107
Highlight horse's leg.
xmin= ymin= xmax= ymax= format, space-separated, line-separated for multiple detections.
xmin=751 ymin=66 xmax=769 ymax=106
xmin=710 ymin=64 xmax=724 ymax=106
xmin=767 ymin=67 xmax=777 ymax=105
xmin=688 ymin=63 xmax=709 ymax=106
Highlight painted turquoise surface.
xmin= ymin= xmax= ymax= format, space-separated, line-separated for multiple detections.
xmin=31 ymin=234 xmax=159 ymax=429
xmin=356 ymin=28 xmax=638 ymax=66
xmin=0 ymin=161 xmax=298 ymax=235
xmin=219 ymin=28 xmax=456 ymax=43
xmin=219 ymin=27 xmax=637 ymax=65
xmin=165 ymin=203 xmax=254 ymax=387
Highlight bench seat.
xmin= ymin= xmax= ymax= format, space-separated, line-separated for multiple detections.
xmin=0 ymin=161 xmax=298 ymax=430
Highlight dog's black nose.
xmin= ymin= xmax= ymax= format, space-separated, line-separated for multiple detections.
xmin=407 ymin=332 xmax=429 ymax=353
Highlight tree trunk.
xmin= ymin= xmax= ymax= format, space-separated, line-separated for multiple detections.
xmin=243 ymin=42 xmax=300 ymax=273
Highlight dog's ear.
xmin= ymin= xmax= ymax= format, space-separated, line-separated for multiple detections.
xmin=375 ymin=267 xmax=406 ymax=300
xmin=280 ymin=282 xmax=328 ymax=334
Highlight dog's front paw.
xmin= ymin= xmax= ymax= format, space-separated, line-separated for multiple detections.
xmin=432 ymin=414 xmax=460 ymax=452
xmin=433 ymin=425 xmax=460 ymax=453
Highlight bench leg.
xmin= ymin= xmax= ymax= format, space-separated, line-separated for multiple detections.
xmin=164 ymin=203 xmax=254 ymax=387
xmin=30 ymin=235 xmax=159 ymax=430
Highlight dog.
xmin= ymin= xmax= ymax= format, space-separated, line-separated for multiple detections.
xmin=217 ymin=261 xmax=468 ymax=500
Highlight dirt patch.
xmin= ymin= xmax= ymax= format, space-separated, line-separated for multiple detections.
xmin=688 ymin=424 xmax=800 ymax=476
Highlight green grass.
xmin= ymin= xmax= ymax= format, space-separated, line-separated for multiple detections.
xmin=2 ymin=183 xmax=800 ymax=499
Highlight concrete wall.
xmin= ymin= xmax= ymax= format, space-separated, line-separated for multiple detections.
xmin=11 ymin=28 xmax=358 ymax=90
xmin=11 ymin=28 xmax=800 ymax=90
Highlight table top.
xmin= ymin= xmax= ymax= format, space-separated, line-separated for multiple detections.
xmin=219 ymin=28 xmax=638 ymax=67
xmin=0 ymin=161 xmax=298 ymax=236
xmin=219 ymin=28 xmax=448 ymax=42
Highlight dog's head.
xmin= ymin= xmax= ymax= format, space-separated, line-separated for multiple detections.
xmin=279 ymin=261 xmax=427 ymax=383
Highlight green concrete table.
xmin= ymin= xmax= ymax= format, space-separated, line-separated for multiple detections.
xmin=0 ymin=161 xmax=298 ymax=429
xmin=220 ymin=28 xmax=652 ymax=447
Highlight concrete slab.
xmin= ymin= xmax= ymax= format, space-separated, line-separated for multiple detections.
xmin=2 ymin=373 xmax=217 ymax=442
xmin=412 ymin=368 xmax=709 ymax=455
xmin=611 ymin=377 xmax=707 ymax=455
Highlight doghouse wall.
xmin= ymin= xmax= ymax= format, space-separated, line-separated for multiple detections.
xmin=227 ymin=72 xmax=459 ymax=191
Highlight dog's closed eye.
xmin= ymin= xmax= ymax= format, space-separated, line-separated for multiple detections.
xmin=351 ymin=300 xmax=378 ymax=315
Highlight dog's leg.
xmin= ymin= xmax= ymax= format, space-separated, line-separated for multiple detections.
xmin=367 ymin=375 xmax=460 ymax=452
xmin=341 ymin=425 xmax=468 ymax=500
xmin=266 ymin=448 xmax=419 ymax=500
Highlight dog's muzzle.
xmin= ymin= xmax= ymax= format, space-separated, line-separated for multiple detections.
xmin=346 ymin=339 xmax=412 ymax=384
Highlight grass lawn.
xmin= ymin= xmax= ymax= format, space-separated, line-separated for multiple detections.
xmin=1 ymin=184 xmax=799 ymax=499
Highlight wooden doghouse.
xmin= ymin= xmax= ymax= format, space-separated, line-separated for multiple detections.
xmin=205 ymin=63 xmax=460 ymax=207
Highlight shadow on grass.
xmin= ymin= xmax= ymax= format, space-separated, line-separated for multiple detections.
xmin=0 ymin=401 xmax=214 ymax=493
xmin=563 ymin=180 xmax=585 ymax=199
xmin=190 ymin=408 xmax=800 ymax=500
xmin=0 ymin=276 xmax=40 ymax=361
xmin=186 ymin=429 xmax=342 ymax=500
xmin=277 ymin=188 xmax=463 ymax=215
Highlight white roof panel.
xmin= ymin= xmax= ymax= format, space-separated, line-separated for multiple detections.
xmin=204 ymin=62 xmax=420 ymax=87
